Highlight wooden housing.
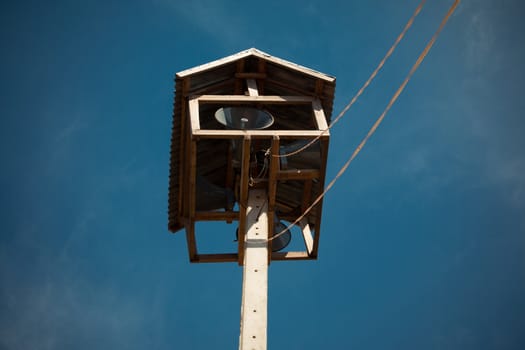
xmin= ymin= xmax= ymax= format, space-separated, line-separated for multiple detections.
xmin=168 ymin=48 xmax=336 ymax=263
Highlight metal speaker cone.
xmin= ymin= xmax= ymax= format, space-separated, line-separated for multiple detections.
xmin=234 ymin=219 xmax=291 ymax=252
xmin=195 ymin=176 xmax=235 ymax=211
xmin=279 ymin=139 xmax=321 ymax=170
xmin=215 ymin=107 xmax=274 ymax=130
xmin=272 ymin=221 xmax=292 ymax=252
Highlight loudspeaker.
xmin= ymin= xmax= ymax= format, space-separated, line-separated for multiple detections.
xmin=272 ymin=219 xmax=292 ymax=252
xmin=215 ymin=107 xmax=274 ymax=167
xmin=215 ymin=107 xmax=274 ymax=130
xmin=279 ymin=140 xmax=321 ymax=170
xmin=195 ymin=176 xmax=235 ymax=211
xmin=234 ymin=216 xmax=292 ymax=252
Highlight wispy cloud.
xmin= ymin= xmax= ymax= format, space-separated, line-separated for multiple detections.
xmin=57 ymin=157 xmax=150 ymax=263
xmin=160 ymin=0 xmax=252 ymax=47
xmin=458 ymin=1 xmax=525 ymax=208
xmin=0 ymin=275 xmax=154 ymax=350
xmin=464 ymin=9 xmax=495 ymax=72
xmin=381 ymin=1 xmax=525 ymax=210
xmin=41 ymin=113 xmax=90 ymax=180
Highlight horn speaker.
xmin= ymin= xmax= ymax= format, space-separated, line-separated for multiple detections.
xmin=279 ymin=139 xmax=321 ymax=170
xmin=271 ymin=217 xmax=292 ymax=252
xmin=215 ymin=107 xmax=274 ymax=130
xmin=195 ymin=175 xmax=235 ymax=211
xmin=215 ymin=107 xmax=274 ymax=167
xmin=234 ymin=215 xmax=291 ymax=252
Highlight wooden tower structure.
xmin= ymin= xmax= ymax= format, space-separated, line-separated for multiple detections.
xmin=168 ymin=48 xmax=335 ymax=349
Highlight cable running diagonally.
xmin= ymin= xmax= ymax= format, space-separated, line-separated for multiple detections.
xmin=270 ymin=0 xmax=461 ymax=242
xmin=275 ymin=0 xmax=426 ymax=159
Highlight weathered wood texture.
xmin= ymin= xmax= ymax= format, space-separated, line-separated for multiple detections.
xmin=168 ymin=48 xmax=336 ymax=263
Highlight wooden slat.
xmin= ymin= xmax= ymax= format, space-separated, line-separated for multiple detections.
xmin=235 ymin=72 xmax=267 ymax=79
xmin=184 ymin=77 xmax=236 ymax=97
xmin=225 ymin=143 xmax=234 ymax=223
xmin=238 ymin=136 xmax=252 ymax=265
xmin=195 ymin=253 xmax=238 ymax=263
xmin=176 ymin=48 xmax=334 ymax=83
xmin=271 ymin=251 xmax=311 ymax=260
xmin=246 ymin=79 xmax=259 ymax=96
xmin=197 ymin=95 xmax=315 ymax=104
xmin=194 ymin=211 xmax=239 ymax=221
xmin=181 ymin=102 xmax=192 ymax=221
xmin=257 ymin=58 xmax=267 ymax=95
xmin=193 ymin=130 xmax=329 ymax=139
xmin=267 ymin=136 xmax=280 ymax=261
xmin=299 ymin=218 xmax=314 ymax=255
xmin=189 ymin=97 xmax=200 ymax=132
xmin=312 ymin=98 xmax=329 ymax=131
xmin=187 ymin=139 xmax=198 ymax=261
xmin=176 ymin=78 xmax=189 ymax=231
xmin=311 ymin=138 xmax=329 ymax=258
xmin=315 ymin=79 xmax=324 ymax=96
xmin=185 ymin=223 xmax=198 ymax=262
xmin=264 ymin=78 xmax=317 ymax=98
xmin=276 ymin=169 xmax=320 ymax=180
xmin=234 ymin=59 xmax=246 ymax=94
xmin=185 ymin=63 xmax=236 ymax=91
xmin=302 ymin=180 xmax=313 ymax=212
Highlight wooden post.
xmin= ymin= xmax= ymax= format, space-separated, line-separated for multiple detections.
xmin=239 ymin=189 xmax=269 ymax=350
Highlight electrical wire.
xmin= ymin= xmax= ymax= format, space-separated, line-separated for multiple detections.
xmin=275 ymin=0 xmax=427 ymax=159
xmin=270 ymin=0 xmax=461 ymax=242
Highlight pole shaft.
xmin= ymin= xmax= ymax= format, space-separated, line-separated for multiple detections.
xmin=239 ymin=189 xmax=268 ymax=350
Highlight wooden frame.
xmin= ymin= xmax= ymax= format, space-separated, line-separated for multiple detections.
xmin=183 ymin=93 xmax=329 ymax=263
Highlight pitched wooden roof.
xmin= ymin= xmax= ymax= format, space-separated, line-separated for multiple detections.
xmin=168 ymin=48 xmax=336 ymax=233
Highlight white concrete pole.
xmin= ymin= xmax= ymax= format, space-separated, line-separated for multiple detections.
xmin=239 ymin=189 xmax=269 ymax=350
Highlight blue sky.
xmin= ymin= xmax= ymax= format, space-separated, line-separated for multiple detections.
xmin=1 ymin=0 xmax=524 ymax=349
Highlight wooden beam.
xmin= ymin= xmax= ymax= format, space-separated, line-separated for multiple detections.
xmin=311 ymin=138 xmax=329 ymax=258
xmin=185 ymin=222 xmax=198 ymax=262
xmin=312 ymin=98 xmax=329 ymax=131
xmin=189 ymin=139 xmax=197 ymax=221
xmin=315 ymin=79 xmax=324 ymax=96
xmin=234 ymin=60 xmax=246 ymax=94
xmin=194 ymin=211 xmax=239 ymax=221
xmin=302 ymin=180 xmax=313 ymax=213
xmin=235 ymin=72 xmax=267 ymax=79
xmin=193 ymin=129 xmax=329 ymax=139
xmin=196 ymin=95 xmax=315 ymax=104
xmin=225 ymin=142 xmax=234 ymax=223
xmin=264 ymin=78 xmax=319 ymax=98
xmin=177 ymin=78 xmax=189 ymax=229
xmin=267 ymin=136 xmax=280 ymax=261
xmin=188 ymin=97 xmax=200 ymax=133
xmin=246 ymin=79 xmax=259 ymax=96
xmin=276 ymin=169 xmax=320 ymax=180
xmin=187 ymin=139 xmax=198 ymax=261
xmin=257 ymin=58 xmax=266 ymax=95
xmin=194 ymin=253 xmax=238 ymax=263
xmin=237 ymin=136 xmax=252 ymax=265
xmin=271 ymin=251 xmax=311 ymax=260
xmin=183 ymin=77 xmax=236 ymax=97
xmin=299 ymin=218 xmax=314 ymax=255
xmin=176 ymin=48 xmax=334 ymax=83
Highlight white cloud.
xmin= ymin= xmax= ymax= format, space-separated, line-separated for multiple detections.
xmin=458 ymin=1 xmax=525 ymax=208
xmin=465 ymin=10 xmax=495 ymax=71
xmin=160 ymin=0 xmax=251 ymax=47
xmin=0 ymin=277 xmax=152 ymax=350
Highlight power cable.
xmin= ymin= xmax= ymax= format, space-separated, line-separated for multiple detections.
xmin=275 ymin=0 xmax=427 ymax=159
xmin=270 ymin=0 xmax=461 ymax=242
